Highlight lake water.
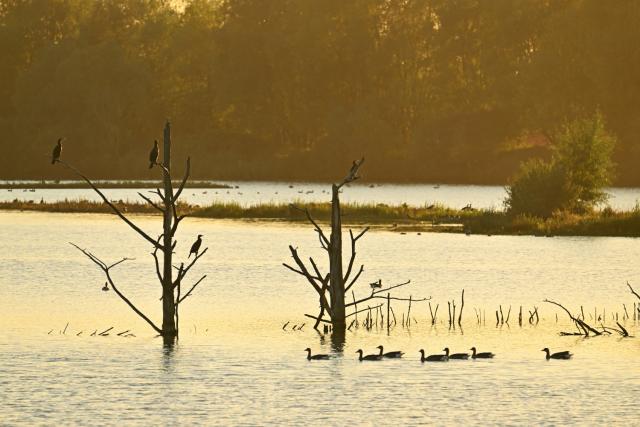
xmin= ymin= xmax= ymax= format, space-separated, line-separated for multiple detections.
xmin=2 ymin=181 xmax=640 ymax=211
xmin=1 ymin=210 xmax=639 ymax=425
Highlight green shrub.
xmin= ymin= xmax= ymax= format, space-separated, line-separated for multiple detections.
xmin=505 ymin=113 xmax=616 ymax=217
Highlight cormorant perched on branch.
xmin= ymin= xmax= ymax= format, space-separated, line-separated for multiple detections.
xmin=189 ymin=234 xmax=203 ymax=258
xmin=51 ymin=138 xmax=62 ymax=164
xmin=149 ymin=140 xmax=159 ymax=169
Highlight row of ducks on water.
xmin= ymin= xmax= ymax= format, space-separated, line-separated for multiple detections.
xmin=305 ymin=346 xmax=573 ymax=361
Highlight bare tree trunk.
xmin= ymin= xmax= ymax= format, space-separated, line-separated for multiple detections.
xmin=329 ymin=184 xmax=346 ymax=331
xmin=161 ymin=121 xmax=176 ymax=341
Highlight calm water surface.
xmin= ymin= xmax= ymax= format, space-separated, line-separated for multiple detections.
xmin=2 ymin=181 xmax=640 ymax=210
xmin=1 ymin=211 xmax=639 ymax=425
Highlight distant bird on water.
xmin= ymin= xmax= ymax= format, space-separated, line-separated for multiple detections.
xmin=189 ymin=234 xmax=203 ymax=258
xmin=470 ymin=347 xmax=495 ymax=359
xmin=305 ymin=348 xmax=330 ymax=360
xmin=102 ymin=282 xmax=109 ymax=292
xmin=149 ymin=140 xmax=159 ymax=169
xmin=51 ymin=138 xmax=63 ymax=164
xmin=377 ymin=345 xmax=404 ymax=358
xmin=542 ymin=348 xmax=572 ymax=360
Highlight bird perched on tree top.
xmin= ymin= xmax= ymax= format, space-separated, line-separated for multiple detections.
xmin=51 ymin=138 xmax=63 ymax=164
xmin=189 ymin=235 xmax=203 ymax=258
xmin=149 ymin=140 xmax=159 ymax=169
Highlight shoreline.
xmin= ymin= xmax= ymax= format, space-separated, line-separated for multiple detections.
xmin=0 ymin=180 xmax=232 ymax=189
xmin=2 ymin=199 xmax=640 ymax=237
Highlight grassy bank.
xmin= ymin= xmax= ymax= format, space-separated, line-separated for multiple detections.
xmin=0 ymin=180 xmax=232 ymax=189
xmin=2 ymin=199 xmax=640 ymax=237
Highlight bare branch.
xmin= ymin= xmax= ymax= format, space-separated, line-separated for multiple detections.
xmin=108 ymin=257 xmax=134 ymax=269
xmin=544 ymin=299 xmax=601 ymax=336
xmin=151 ymin=244 xmax=163 ymax=283
xmin=173 ymin=157 xmax=191 ymax=203
xmin=57 ymin=160 xmax=162 ymax=250
xmin=176 ymin=247 xmax=208 ymax=282
xmin=69 ymin=242 xmax=162 ymax=334
xmin=138 ymin=192 xmax=164 ymax=213
xmin=345 ymin=280 xmax=421 ymax=308
xmin=372 ymin=279 xmax=412 ymax=296
xmin=286 ymin=246 xmax=332 ymax=315
xmin=344 ymin=265 xmax=364 ymax=293
xmin=290 ymin=205 xmax=330 ymax=249
xmin=304 ymin=313 xmax=332 ymax=324
xmin=282 ymin=263 xmax=305 ymax=276
xmin=343 ymin=227 xmax=369 ymax=286
xmin=628 ymin=282 xmax=640 ymax=301
xmin=346 ymin=303 xmax=383 ymax=318
xmin=177 ymin=275 xmax=207 ymax=304
xmin=308 ymin=257 xmax=325 ymax=283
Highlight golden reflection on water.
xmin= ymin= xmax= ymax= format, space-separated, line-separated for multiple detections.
xmin=1 ymin=211 xmax=639 ymax=424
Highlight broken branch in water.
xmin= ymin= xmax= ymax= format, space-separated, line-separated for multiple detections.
xmin=544 ymin=299 xmax=601 ymax=337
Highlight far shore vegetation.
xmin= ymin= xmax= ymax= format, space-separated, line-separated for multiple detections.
xmin=0 ymin=180 xmax=231 ymax=189
xmin=3 ymin=198 xmax=640 ymax=238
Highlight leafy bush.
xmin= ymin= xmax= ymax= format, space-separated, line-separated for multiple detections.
xmin=505 ymin=114 xmax=616 ymax=217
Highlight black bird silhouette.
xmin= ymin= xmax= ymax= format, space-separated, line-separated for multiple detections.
xmin=377 ymin=345 xmax=404 ymax=358
xmin=149 ymin=140 xmax=159 ymax=169
xmin=419 ymin=349 xmax=448 ymax=362
xmin=542 ymin=348 xmax=572 ymax=360
xmin=444 ymin=347 xmax=470 ymax=360
xmin=189 ymin=234 xmax=203 ymax=258
xmin=470 ymin=347 xmax=495 ymax=359
xmin=51 ymin=138 xmax=62 ymax=164
xmin=356 ymin=349 xmax=383 ymax=361
xmin=369 ymin=279 xmax=382 ymax=289
xmin=305 ymin=348 xmax=330 ymax=360
xmin=101 ymin=282 xmax=109 ymax=292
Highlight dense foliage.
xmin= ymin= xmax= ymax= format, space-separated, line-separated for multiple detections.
xmin=1 ymin=0 xmax=639 ymax=183
xmin=506 ymin=114 xmax=616 ymax=217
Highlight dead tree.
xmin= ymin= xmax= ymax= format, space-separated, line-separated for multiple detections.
xmin=54 ymin=121 xmax=207 ymax=344
xmin=283 ymin=158 xmax=365 ymax=332
xmin=284 ymin=159 xmax=428 ymax=333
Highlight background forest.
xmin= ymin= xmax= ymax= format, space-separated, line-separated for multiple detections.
xmin=1 ymin=0 xmax=639 ymax=183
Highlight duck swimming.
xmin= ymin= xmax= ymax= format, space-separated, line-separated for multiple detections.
xmin=470 ymin=347 xmax=495 ymax=359
xmin=444 ymin=347 xmax=469 ymax=360
xmin=419 ymin=349 xmax=448 ymax=362
xmin=377 ymin=345 xmax=404 ymax=358
xmin=542 ymin=348 xmax=572 ymax=360
xmin=305 ymin=348 xmax=330 ymax=360
xmin=356 ymin=349 xmax=383 ymax=361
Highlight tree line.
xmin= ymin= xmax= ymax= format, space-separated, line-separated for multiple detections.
xmin=2 ymin=0 xmax=639 ymax=184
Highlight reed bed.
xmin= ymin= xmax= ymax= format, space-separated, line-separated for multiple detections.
xmin=4 ymin=198 xmax=640 ymax=237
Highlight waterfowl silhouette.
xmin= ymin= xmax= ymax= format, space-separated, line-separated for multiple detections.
xmin=51 ymin=138 xmax=62 ymax=164
xmin=444 ymin=347 xmax=469 ymax=360
xmin=542 ymin=348 xmax=572 ymax=360
xmin=470 ymin=347 xmax=495 ymax=359
xmin=356 ymin=349 xmax=383 ymax=361
xmin=369 ymin=279 xmax=382 ymax=289
xmin=419 ymin=349 xmax=448 ymax=362
xmin=189 ymin=235 xmax=203 ymax=258
xmin=149 ymin=140 xmax=159 ymax=169
xmin=305 ymin=348 xmax=330 ymax=360
xmin=377 ymin=345 xmax=404 ymax=358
